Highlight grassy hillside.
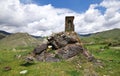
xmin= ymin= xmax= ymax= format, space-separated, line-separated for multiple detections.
xmin=0 ymin=44 xmax=119 ymax=76
xmin=0 ymin=29 xmax=119 ymax=76
xmin=0 ymin=33 xmax=42 ymax=49
xmin=81 ymin=28 xmax=120 ymax=46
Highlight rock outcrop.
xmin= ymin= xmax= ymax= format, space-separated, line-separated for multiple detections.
xmin=30 ymin=16 xmax=94 ymax=62
xmin=32 ymin=32 xmax=94 ymax=62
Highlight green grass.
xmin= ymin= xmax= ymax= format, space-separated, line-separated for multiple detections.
xmin=86 ymin=44 xmax=120 ymax=76
xmin=0 ymin=47 xmax=83 ymax=76
xmin=0 ymin=45 xmax=120 ymax=76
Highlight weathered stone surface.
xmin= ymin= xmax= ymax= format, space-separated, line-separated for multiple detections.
xmin=35 ymin=51 xmax=45 ymax=61
xmin=20 ymin=70 xmax=28 ymax=74
xmin=33 ymin=43 xmax=47 ymax=54
xmin=56 ymin=44 xmax=83 ymax=59
xmin=45 ymin=57 xmax=60 ymax=62
xmin=65 ymin=16 xmax=74 ymax=32
xmin=31 ymin=32 xmax=94 ymax=62
xmin=47 ymin=32 xmax=79 ymax=49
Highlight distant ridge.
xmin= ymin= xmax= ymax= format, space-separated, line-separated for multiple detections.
xmin=81 ymin=28 xmax=120 ymax=45
xmin=0 ymin=30 xmax=11 ymax=39
xmin=79 ymin=34 xmax=92 ymax=37
xmin=0 ymin=32 xmax=42 ymax=48
xmin=31 ymin=35 xmax=42 ymax=38
xmin=0 ymin=30 xmax=11 ymax=35
xmin=90 ymin=28 xmax=120 ymax=39
xmin=0 ymin=28 xmax=119 ymax=48
xmin=0 ymin=30 xmax=43 ymax=39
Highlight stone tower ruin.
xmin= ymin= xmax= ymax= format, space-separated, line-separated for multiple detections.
xmin=65 ymin=16 xmax=74 ymax=32
xmin=31 ymin=16 xmax=94 ymax=62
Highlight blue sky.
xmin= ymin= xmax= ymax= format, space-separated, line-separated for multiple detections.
xmin=21 ymin=0 xmax=103 ymax=13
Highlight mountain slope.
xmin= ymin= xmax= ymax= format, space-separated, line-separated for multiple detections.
xmin=81 ymin=28 xmax=120 ymax=45
xmin=91 ymin=28 xmax=120 ymax=39
xmin=0 ymin=33 xmax=42 ymax=48
xmin=0 ymin=30 xmax=11 ymax=35
xmin=0 ymin=30 xmax=11 ymax=39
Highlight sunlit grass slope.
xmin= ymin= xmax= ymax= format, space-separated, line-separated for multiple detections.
xmin=0 ymin=45 xmax=120 ymax=76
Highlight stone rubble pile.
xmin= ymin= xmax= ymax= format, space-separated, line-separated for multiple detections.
xmin=32 ymin=32 xmax=94 ymax=62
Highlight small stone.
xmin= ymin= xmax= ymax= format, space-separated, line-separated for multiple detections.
xmin=12 ymin=48 xmax=16 ymax=51
xmin=3 ymin=66 xmax=11 ymax=71
xmin=48 ymin=45 xmax=52 ymax=49
xmin=20 ymin=70 xmax=28 ymax=74
xmin=77 ymin=64 xmax=82 ymax=68
xmin=97 ymin=60 xmax=102 ymax=63
xmin=88 ymin=56 xmax=95 ymax=62
xmin=101 ymin=49 xmax=104 ymax=51
xmin=99 ymin=65 xmax=104 ymax=69
xmin=25 ymin=56 xmax=34 ymax=62
xmin=14 ymin=54 xmax=21 ymax=59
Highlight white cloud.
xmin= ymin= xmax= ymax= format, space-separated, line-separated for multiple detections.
xmin=0 ymin=0 xmax=120 ymax=36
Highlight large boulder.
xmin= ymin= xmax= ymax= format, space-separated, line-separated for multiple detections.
xmin=47 ymin=32 xmax=78 ymax=49
xmin=35 ymin=51 xmax=45 ymax=61
xmin=33 ymin=43 xmax=47 ymax=54
xmin=56 ymin=44 xmax=83 ymax=59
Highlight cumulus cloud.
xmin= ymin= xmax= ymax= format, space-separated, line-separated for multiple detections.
xmin=0 ymin=0 xmax=120 ymax=36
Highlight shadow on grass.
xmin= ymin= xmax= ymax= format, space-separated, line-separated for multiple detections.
xmin=20 ymin=62 xmax=35 ymax=67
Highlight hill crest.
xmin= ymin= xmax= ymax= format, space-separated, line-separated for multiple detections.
xmin=0 ymin=32 xmax=42 ymax=48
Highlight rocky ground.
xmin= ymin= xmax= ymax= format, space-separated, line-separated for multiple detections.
xmin=31 ymin=31 xmax=94 ymax=62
